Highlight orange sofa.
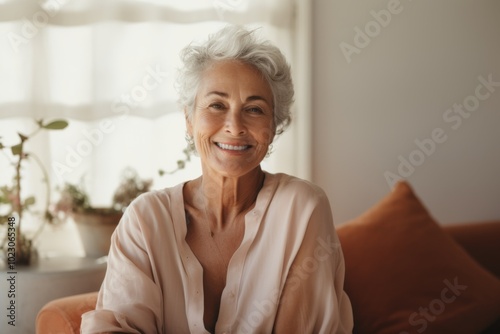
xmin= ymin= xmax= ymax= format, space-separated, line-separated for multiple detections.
xmin=35 ymin=221 xmax=500 ymax=334
xmin=36 ymin=183 xmax=500 ymax=333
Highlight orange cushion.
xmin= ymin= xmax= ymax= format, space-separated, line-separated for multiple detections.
xmin=36 ymin=292 xmax=98 ymax=334
xmin=443 ymin=221 xmax=500 ymax=278
xmin=336 ymin=181 xmax=500 ymax=334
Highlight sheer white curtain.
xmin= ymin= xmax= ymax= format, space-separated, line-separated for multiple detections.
xmin=0 ymin=0 xmax=310 ymax=252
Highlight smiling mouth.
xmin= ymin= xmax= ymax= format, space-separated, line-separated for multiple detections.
xmin=216 ymin=142 xmax=251 ymax=151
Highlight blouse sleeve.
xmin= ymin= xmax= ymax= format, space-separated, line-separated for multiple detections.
xmin=273 ymin=188 xmax=353 ymax=334
xmin=81 ymin=203 xmax=163 ymax=334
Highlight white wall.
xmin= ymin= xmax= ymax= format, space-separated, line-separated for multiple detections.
xmin=312 ymin=0 xmax=500 ymax=224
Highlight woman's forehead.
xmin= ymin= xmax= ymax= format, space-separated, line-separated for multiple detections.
xmin=197 ymin=60 xmax=272 ymax=99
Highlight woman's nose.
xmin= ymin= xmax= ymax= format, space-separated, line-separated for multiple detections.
xmin=225 ymin=110 xmax=247 ymax=135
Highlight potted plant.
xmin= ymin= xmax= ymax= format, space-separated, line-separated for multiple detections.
xmin=53 ymin=168 xmax=152 ymax=258
xmin=0 ymin=119 xmax=68 ymax=265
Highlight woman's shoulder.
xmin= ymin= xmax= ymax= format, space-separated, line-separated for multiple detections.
xmin=125 ymin=182 xmax=185 ymax=216
xmin=115 ymin=182 xmax=187 ymax=237
xmin=266 ymin=172 xmax=327 ymax=199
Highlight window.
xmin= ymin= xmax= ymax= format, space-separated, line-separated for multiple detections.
xmin=0 ymin=0 xmax=310 ymax=255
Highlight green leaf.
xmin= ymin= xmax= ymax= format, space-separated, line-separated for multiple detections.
xmin=42 ymin=120 xmax=69 ymax=130
xmin=24 ymin=196 xmax=36 ymax=206
xmin=0 ymin=216 xmax=8 ymax=225
xmin=11 ymin=143 xmax=23 ymax=155
xmin=18 ymin=132 xmax=28 ymax=141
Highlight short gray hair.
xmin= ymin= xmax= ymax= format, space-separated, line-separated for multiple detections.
xmin=177 ymin=25 xmax=294 ymax=135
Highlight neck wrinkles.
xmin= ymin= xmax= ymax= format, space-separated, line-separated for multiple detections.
xmin=199 ymin=168 xmax=265 ymax=231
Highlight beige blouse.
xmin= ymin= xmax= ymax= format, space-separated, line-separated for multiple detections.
xmin=81 ymin=172 xmax=353 ymax=333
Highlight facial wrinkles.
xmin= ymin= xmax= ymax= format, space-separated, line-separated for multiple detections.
xmin=198 ymin=97 xmax=269 ymax=135
xmin=189 ymin=61 xmax=275 ymax=168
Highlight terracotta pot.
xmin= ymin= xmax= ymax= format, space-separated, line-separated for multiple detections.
xmin=72 ymin=209 xmax=122 ymax=258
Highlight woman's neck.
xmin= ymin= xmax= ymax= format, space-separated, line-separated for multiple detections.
xmin=190 ymin=167 xmax=265 ymax=231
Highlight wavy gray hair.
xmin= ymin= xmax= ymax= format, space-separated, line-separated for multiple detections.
xmin=176 ymin=25 xmax=294 ymax=135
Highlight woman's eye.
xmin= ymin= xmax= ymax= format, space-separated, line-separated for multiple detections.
xmin=209 ymin=103 xmax=224 ymax=110
xmin=247 ymin=107 xmax=263 ymax=114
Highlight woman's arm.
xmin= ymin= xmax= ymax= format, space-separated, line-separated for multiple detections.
xmin=273 ymin=190 xmax=353 ymax=334
xmin=81 ymin=204 xmax=163 ymax=333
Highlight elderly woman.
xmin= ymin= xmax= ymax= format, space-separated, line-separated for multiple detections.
xmin=81 ymin=25 xmax=353 ymax=333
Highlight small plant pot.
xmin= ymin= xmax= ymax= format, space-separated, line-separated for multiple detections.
xmin=72 ymin=209 xmax=122 ymax=258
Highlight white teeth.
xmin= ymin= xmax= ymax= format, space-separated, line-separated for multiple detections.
xmin=217 ymin=143 xmax=249 ymax=151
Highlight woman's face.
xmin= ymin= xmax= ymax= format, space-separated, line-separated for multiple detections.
xmin=187 ymin=60 xmax=275 ymax=178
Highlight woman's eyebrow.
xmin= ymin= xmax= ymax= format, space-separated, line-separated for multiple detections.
xmin=205 ymin=91 xmax=228 ymax=98
xmin=246 ymin=95 xmax=271 ymax=105
xmin=204 ymin=91 xmax=271 ymax=105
